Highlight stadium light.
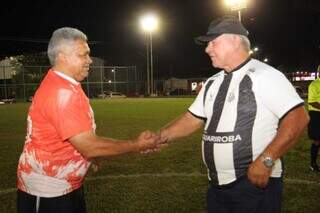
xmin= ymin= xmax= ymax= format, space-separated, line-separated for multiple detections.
xmin=249 ymin=46 xmax=258 ymax=54
xmin=140 ymin=13 xmax=159 ymax=95
xmin=249 ymin=47 xmax=258 ymax=55
xmin=140 ymin=13 xmax=159 ymax=33
xmin=224 ymin=0 xmax=248 ymax=21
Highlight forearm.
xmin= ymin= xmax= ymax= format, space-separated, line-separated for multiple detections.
xmin=70 ymin=132 xmax=139 ymax=159
xmin=262 ymin=106 xmax=309 ymax=160
xmin=86 ymin=136 xmax=138 ymax=158
xmin=247 ymin=106 xmax=309 ymax=188
xmin=160 ymin=112 xmax=203 ymax=142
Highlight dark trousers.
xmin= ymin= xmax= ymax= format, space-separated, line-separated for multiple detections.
xmin=17 ymin=187 xmax=86 ymax=213
xmin=311 ymin=143 xmax=320 ymax=165
xmin=207 ymin=177 xmax=282 ymax=213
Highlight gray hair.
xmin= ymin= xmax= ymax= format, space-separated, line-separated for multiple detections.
xmin=238 ymin=35 xmax=251 ymax=52
xmin=47 ymin=27 xmax=87 ymax=65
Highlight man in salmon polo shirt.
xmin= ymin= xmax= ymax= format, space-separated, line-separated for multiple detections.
xmin=17 ymin=27 xmax=160 ymax=213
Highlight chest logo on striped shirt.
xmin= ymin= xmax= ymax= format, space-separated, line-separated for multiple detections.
xmin=227 ymin=92 xmax=235 ymax=102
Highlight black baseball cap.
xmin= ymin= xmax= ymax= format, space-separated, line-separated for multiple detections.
xmin=195 ymin=15 xmax=249 ymax=45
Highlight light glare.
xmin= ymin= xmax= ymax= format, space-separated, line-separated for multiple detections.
xmin=225 ymin=0 xmax=247 ymax=6
xmin=225 ymin=0 xmax=248 ymax=10
xmin=140 ymin=13 xmax=159 ymax=32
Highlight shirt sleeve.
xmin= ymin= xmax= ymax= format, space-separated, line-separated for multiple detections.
xmin=256 ymin=69 xmax=304 ymax=119
xmin=308 ymin=81 xmax=320 ymax=103
xmin=188 ymin=81 xmax=210 ymax=119
xmin=48 ymin=88 xmax=92 ymax=141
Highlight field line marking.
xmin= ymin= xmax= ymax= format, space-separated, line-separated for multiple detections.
xmin=1 ymin=173 xmax=319 ymax=196
xmin=87 ymin=172 xmax=207 ymax=180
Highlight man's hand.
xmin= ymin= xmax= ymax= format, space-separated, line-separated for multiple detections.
xmin=247 ymin=157 xmax=272 ymax=188
xmin=134 ymin=130 xmax=161 ymax=152
xmin=158 ymin=129 xmax=169 ymax=144
xmin=139 ymin=130 xmax=169 ymax=154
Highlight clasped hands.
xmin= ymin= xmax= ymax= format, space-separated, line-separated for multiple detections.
xmin=91 ymin=130 xmax=167 ymax=173
xmin=135 ymin=130 xmax=168 ymax=154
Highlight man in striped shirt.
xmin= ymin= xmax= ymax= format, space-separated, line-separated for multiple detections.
xmin=158 ymin=16 xmax=309 ymax=213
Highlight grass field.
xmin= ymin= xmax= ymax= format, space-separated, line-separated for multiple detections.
xmin=0 ymin=98 xmax=319 ymax=213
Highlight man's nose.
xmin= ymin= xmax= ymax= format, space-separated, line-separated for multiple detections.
xmin=205 ymin=44 xmax=211 ymax=54
xmin=88 ymin=57 xmax=93 ymax=64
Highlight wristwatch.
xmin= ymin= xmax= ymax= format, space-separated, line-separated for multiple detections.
xmin=261 ymin=153 xmax=274 ymax=168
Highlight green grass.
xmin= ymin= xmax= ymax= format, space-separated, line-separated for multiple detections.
xmin=0 ymin=98 xmax=319 ymax=213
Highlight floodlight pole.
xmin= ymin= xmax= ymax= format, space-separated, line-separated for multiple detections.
xmin=111 ymin=69 xmax=116 ymax=92
xmin=149 ymin=32 xmax=154 ymax=95
xmin=146 ymin=34 xmax=150 ymax=95
xmin=114 ymin=70 xmax=116 ymax=92
xmin=227 ymin=0 xmax=247 ymax=22
xmin=139 ymin=13 xmax=159 ymax=95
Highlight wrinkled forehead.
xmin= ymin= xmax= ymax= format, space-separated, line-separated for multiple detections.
xmin=210 ymin=34 xmax=238 ymax=43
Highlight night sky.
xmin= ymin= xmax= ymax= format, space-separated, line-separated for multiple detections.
xmin=1 ymin=0 xmax=320 ymax=78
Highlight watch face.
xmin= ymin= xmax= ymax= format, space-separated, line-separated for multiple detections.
xmin=263 ymin=157 xmax=274 ymax=168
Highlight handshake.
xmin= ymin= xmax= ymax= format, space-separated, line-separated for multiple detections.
xmin=134 ymin=130 xmax=168 ymax=154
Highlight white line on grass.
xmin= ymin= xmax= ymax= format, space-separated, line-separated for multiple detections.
xmin=1 ymin=173 xmax=319 ymax=196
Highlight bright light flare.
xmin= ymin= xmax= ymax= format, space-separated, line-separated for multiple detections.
xmin=225 ymin=0 xmax=248 ymax=10
xmin=249 ymin=47 xmax=258 ymax=55
xmin=140 ymin=13 xmax=159 ymax=33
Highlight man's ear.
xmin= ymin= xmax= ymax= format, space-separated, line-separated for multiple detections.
xmin=57 ymin=51 xmax=67 ymax=64
xmin=57 ymin=44 xmax=73 ymax=64
xmin=233 ymin=35 xmax=242 ymax=49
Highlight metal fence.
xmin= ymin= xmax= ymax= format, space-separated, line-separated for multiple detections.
xmin=0 ymin=65 xmax=144 ymax=100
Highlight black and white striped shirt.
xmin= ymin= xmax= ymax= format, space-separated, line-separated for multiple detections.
xmin=189 ymin=58 xmax=304 ymax=185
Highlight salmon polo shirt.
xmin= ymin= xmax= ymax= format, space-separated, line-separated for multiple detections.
xmin=17 ymin=70 xmax=96 ymax=197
